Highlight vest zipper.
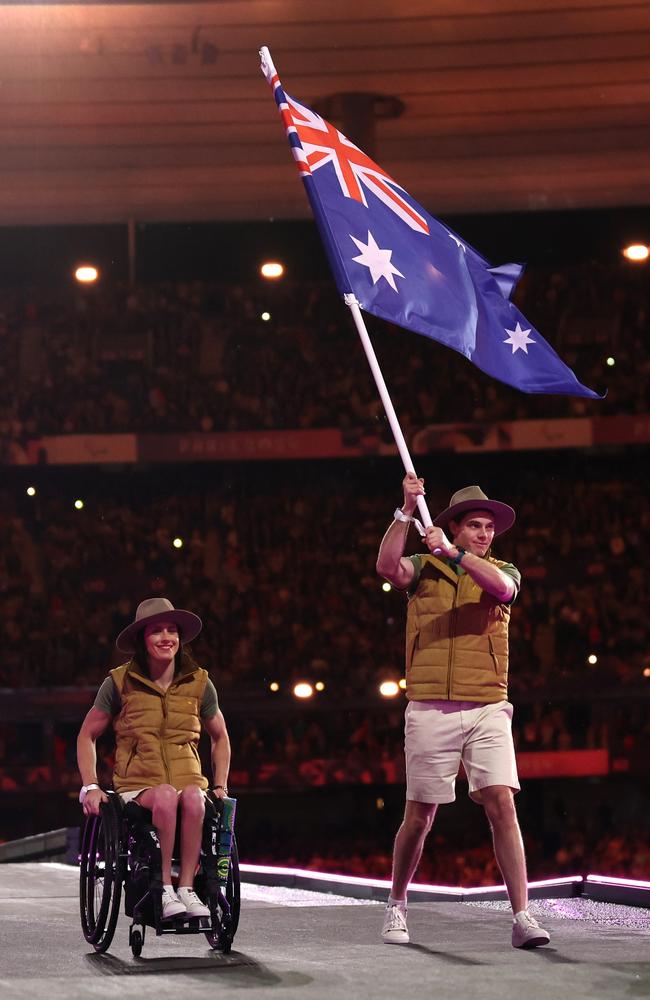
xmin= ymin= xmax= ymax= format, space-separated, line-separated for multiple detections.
xmin=161 ymin=691 xmax=171 ymax=784
xmin=447 ymin=581 xmax=459 ymax=699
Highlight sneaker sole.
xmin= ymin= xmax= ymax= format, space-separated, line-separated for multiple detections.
xmin=382 ymin=935 xmax=410 ymax=945
xmin=514 ymin=935 xmax=550 ymax=949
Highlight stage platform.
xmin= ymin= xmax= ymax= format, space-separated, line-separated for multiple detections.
xmin=0 ymin=863 xmax=648 ymax=1000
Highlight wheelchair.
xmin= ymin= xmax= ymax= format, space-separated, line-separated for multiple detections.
xmin=79 ymin=789 xmax=240 ymax=956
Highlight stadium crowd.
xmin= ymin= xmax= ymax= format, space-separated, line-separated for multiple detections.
xmin=0 ymin=257 xmax=648 ymax=448
xmin=1 ymin=459 xmax=648 ymax=695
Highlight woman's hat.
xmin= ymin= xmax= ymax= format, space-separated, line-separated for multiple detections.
xmin=116 ymin=598 xmax=202 ymax=654
xmin=434 ymin=486 xmax=516 ymax=536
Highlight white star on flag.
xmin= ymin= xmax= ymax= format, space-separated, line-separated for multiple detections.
xmin=503 ymin=322 xmax=536 ymax=354
xmin=350 ymin=230 xmax=404 ymax=292
xmin=448 ymin=232 xmax=466 ymax=252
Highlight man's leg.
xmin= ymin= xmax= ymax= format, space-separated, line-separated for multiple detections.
xmin=382 ymin=799 xmax=437 ymax=945
xmin=480 ymin=785 xmax=527 ymax=913
xmin=391 ymin=799 xmax=438 ymax=901
xmin=480 ymin=784 xmax=550 ymax=947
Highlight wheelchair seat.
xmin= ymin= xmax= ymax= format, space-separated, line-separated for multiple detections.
xmin=79 ymin=789 xmax=240 ymax=956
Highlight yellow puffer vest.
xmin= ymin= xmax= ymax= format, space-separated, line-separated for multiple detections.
xmin=406 ymin=554 xmax=512 ymax=703
xmin=110 ymin=659 xmax=209 ymax=794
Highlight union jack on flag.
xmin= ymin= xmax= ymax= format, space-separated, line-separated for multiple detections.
xmin=285 ymin=94 xmax=429 ymax=236
xmin=260 ymin=47 xmax=601 ymax=399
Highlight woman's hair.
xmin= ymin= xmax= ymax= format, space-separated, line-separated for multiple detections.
xmin=133 ymin=627 xmax=198 ymax=676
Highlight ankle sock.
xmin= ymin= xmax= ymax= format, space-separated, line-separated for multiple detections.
xmin=387 ymin=896 xmax=406 ymax=909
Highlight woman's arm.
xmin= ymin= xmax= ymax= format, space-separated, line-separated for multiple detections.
xmin=77 ymin=706 xmax=111 ymax=815
xmin=203 ymin=710 xmax=231 ymax=797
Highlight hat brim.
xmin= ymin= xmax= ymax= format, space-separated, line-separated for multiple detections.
xmin=434 ymin=499 xmax=515 ymax=536
xmin=116 ymin=609 xmax=202 ymax=654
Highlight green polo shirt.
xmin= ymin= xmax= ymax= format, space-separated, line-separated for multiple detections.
xmin=408 ymin=554 xmax=520 ymax=603
xmin=93 ymin=675 xmax=219 ymax=719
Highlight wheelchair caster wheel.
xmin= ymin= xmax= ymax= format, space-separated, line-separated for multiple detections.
xmin=129 ymin=926 xmax=144 ymax=957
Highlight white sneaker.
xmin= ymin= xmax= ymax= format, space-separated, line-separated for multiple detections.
xmin=381 ymin=903 xmax=409 ymax=944
xmin=512 ymin=909 xmax=550 ymax=949
xmin=177 ymin=886 xmax=211 ymax=919
xmin=161 ymin=885 xmax=186 ymax=920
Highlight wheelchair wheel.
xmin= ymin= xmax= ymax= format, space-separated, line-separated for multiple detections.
xmin=129 ymin=926 xmax=144 ymax=958
xmin=205 ymin=835 xmax=241 ymax=952
xmin=79 ymin=796 xmax=124 ymax=953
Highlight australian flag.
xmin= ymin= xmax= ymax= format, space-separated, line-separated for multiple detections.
xmin=261 ymin=48 xmax=601 ymax=399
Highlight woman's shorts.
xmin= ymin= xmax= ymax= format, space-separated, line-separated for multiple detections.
xmin=119 ymin=786 xmax=208 ymax=804
xmin=405 ymin=699 xmax=520 ymax=804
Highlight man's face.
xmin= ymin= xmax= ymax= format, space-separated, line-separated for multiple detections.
xmin=449 ymin=510 xmax=495 ymax=557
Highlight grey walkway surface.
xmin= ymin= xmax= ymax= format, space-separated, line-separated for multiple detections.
xmin=0 ymin=863 xmax=647 ymax=1000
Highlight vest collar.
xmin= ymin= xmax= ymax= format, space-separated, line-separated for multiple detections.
xmin=124 ymin=657 xmax=200 ymax=694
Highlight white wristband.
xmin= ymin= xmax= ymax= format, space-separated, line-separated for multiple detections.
xmin=79 ymin=783 xmax=100 ymax=803
xmin=393 ymin=508 xmax=426 ymax=538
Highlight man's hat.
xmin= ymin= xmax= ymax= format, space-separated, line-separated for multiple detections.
xmin=434 ymin=486 xmax=515 ymax=536
xmin=116 ymin=598 xmax=202 ymax=654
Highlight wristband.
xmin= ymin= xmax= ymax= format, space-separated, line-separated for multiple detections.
xmin=79 ymin=783 xmax=100 ymax=803
xmin=393 ymin=508 xmax=426 ymax=538
xmin=213 ymin=784 xmax=228 ymax=795
xmin=450 ymin=547 xmax=466 ymax=565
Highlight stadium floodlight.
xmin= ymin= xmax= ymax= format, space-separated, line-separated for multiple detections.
xmin=622 ymin=244 xmax=649 ymax=262
xmin=74 ymin=265 xmax=99 ymax=283
xmin=260 ymin=261 xmax=284 ymax=279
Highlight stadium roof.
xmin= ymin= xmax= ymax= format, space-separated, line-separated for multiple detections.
xmin=0 ymin=0 xmax=649 ymax=226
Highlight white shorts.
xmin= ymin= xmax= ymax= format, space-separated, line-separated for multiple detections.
xmin=405 ymin=699 xmax=520 ymax=804
xmin=119 ymin=786 xmax=208 ymax=804
xmin=119 ymin=788 xmax=152 ymax=804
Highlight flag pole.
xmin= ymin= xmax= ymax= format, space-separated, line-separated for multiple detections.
xmin=344 ymin=293 xmax=433 ymax=531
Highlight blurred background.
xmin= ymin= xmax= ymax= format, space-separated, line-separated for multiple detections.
xmin=0 ymin=0 xmax=648 ymax=885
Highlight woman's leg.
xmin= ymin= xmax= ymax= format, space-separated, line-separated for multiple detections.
xmin=136 ymin=784 xmax=178 ymax=884
xmin=178 ymin=785 xmax=206 ymax=887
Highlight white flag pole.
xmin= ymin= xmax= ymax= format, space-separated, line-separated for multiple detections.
xmin=344 ymin=293 xmax=433 ymax=530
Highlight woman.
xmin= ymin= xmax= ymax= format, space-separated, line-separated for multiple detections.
xmin=77 ymin=597 xmax=231 ymax=920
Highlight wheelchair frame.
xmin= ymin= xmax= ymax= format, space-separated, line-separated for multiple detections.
xmin=79 ymin=790 xmax=240 ymax=956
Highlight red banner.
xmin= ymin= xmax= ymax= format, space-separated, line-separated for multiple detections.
xmin=3 ymin=415 xmax=649 ymax=466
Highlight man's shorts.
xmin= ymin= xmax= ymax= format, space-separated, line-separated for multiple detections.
xmin=405 ymin=699 xmax=520 ymax=804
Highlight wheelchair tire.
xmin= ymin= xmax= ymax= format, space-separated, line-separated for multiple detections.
xmin=79 ymin=796 xmax=124 ymax=953
xmin=205 ymin=835 xmax=241 ymax=952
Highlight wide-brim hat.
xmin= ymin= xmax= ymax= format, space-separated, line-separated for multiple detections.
xmin=116 ymin=597 xmax=202 ymax=654
xmin=434 ymin=486 xmax=515 ymax=536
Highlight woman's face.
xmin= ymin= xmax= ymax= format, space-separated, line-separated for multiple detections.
xmin=143 ymin=620 xmax=180 ymax=665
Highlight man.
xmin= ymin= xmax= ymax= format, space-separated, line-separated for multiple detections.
xmin=376 ymin=473 xmax=549 ymax=950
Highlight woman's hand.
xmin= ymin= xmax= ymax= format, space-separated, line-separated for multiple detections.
xmin=82 ymin=787 xmax=108 ymax=817
xmin=212 ymin=785 xmax=228 ymax=800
